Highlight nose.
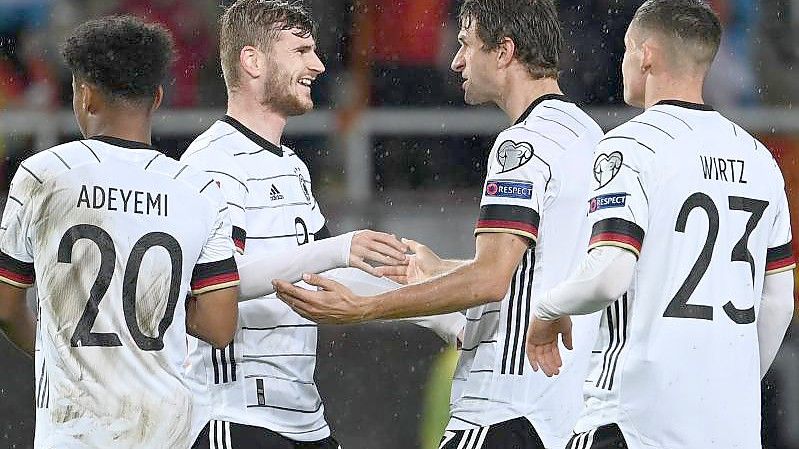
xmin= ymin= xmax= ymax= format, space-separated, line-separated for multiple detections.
xmin=310 ymin=51 xmax=325 ymax=74
xmin=451 ymin=47 xmax=465 ymax=73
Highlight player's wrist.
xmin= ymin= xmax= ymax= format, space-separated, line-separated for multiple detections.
xmin=358 ymin=294 xmax=380 ymax=321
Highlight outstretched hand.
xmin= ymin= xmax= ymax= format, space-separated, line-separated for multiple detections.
xmin=526 ymin=316 xmax=573 ymax=377
xmin=374 ymin=238 xmax=443 ymax=284
xmin=273 ymin=273 xmax=372 ymax=324
xmin=349 ymin=231 xmax=409 ymax=276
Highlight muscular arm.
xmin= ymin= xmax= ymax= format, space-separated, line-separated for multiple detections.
xmin=365 ymin=233 xmax=528 ymax=319
xmin=0 ymin=283 xmax=35 ymax=356
xmin=758 ymin=270 xmax=794 ymax=378
xmin=322 ymin=267 xmax=466 ymax=345
xmin=273 ymin=232 xmax=529 ymax=323
xmin=186 ymin=286 xmax=239 ymax=348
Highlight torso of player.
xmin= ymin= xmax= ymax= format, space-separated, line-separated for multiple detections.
xmin=181 ymin=119 xmax=329 ymax=441
xmin=16 ymin=138 xmax=225 ymax=449
xmin=579 ymin=102 xmax=786 ymax=449
xmin=448 ymin=97 xmax=603 ymax=448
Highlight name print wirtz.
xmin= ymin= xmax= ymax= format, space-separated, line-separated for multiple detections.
xmin=77 ymin=185 xmax=168 ymax=216
xmin=700 ymin=156 xmax=747 ymax=184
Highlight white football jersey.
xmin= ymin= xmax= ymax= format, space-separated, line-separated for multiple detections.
xmin=0 ymin=136 xmax=239 ymax=449
xmin=181 ymin=116 xmax=329 ymax=441
xmin=576 ymin=100 xmax=795 ymax=449
xmin=447 ymin=95 xmax=603 ymax=448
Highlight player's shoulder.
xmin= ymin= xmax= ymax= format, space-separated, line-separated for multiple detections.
xmin=182 ymin=120 xmax=242 ymax=162
xmin=530 ymin=99 xmax=603 ymax=137
xmin=506 ymin=100 xmax=602 ymax=153
xmin=17 ymin=140 xmax=102 ymax=185
xmin=598 ymin=111 xmax=669 ymax=158
xmin=182 ymin=121 xmax=249 ymax=181
xmin=156 ymin=157 xmax=227 ymax=211
xmin=603 ymin=106 xmax=696 ymax=152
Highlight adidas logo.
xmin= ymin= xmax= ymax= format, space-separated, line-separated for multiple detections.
xmin=269 ymin=184 xmax=284 ymax=201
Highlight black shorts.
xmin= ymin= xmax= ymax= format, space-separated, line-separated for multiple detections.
xmin=439 ymin=416 xmax=545 ymax=449
xmin=565 ymin=424 xmax=628 ymax=449
xmin=192 ymin=420 xmax=341 ymax=449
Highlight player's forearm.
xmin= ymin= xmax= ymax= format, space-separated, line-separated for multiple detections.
xmin=757 ymin=270 xmax=794 ymax=378
xmin=319 ymin=267 xmax=465 ymax=344
xmin=237 ymin=232 xmax=353 ymax=301
xmin=533 ymin=246 xmax=637 ymax=320
xmin=364 ymin=260 xmax=506 ymax=320
xmin=433 ymin=259 xmax=469 ymax=277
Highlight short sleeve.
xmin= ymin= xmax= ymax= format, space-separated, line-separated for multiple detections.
xmin=475 ymin=130 xmax=548 ymax=244
xmin=190 ymin=187 xmax=240 ymax=295
xmin=182 ymin=149 xmax=248 ymax=253
xmin=586 ymin=135 xmax=652 ymax=258
xmin=0 ymin=167 xmax=39 ymax=287
xmin=765 ymin=178 xmax=795 ymax=275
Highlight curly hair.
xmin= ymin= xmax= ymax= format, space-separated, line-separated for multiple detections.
xmin=219 ymin=0 xmax=317 ymax=89
xmin=61 ymin=15 xmax=175 ymax=104
xmin=459 ymin=0 xmax=562 ymax=79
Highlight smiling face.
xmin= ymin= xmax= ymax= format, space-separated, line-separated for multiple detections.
xmin=260 ymin=28 xmax=325 ymax=116
xmin=450 ymin=19 xmax=499 ymax=106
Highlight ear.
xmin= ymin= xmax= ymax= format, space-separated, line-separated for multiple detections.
xmin=81 ymin=82 xmax=98 ymax=115
xmin=640 ymin=38 xmax=656 ymax=74
xmin=239 ymin=45 xmax=263 ymax=80
xmin=496 ymin=36 xmax=516 ymax=69
xmin=152 ymin=85 xmax=164 ymax=111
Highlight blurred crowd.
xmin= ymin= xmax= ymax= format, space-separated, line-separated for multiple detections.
xmin=0 ymin=0 xmax=797 ymax=112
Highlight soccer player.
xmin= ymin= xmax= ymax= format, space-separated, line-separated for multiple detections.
xmin=526 ymin=1 xmax=796 ymax=448
xmin=0 ymin=16 xmax=240 ymax=449
xmin=181 ymin=1 xmax=427 ymax=448
xmin=274 ymin=1 xmax=604 ymax=447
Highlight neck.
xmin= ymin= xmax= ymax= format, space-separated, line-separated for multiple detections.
xmin=226 ymin=89 xmax=287 ymax=147
xmin=86 ymin=109 xmax=153 ymax=144
xmin=497 ymin=76 xmax=562 ymax=124
xmin=643 ymin=73 xmax=705 ymax=109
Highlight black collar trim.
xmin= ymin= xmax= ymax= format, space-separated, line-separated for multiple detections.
xmin=515 ymin=93 xmax=569 ymax=125
xmin=655 ymin=100 xmax=714 ymax=111
xmin=89 ymin=135 xmax=158 ymax=150
xmin=221 ymin=115 xmax=283 ymax=157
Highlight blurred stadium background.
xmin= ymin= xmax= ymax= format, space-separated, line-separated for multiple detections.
xmin=1 ymin=0 xmax=798 ymax=448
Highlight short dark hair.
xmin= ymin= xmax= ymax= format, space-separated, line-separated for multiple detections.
xmin=220 ymin=0 xmax=317 ymax=89
xmin=632 ymin=0 xmax=721 ymax=66
xmin=459 ymin=0 xmax=562 ymax=79
xmin=61 ymin=15 xmax=175 ymax=104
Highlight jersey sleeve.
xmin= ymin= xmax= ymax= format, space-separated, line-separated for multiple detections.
xmin=586 ymin=133 xmax=652 ymax=258
xmin=765 ymin=174 xmax=795 ymax=275
xmin=474 ymin=129 xmax=548 ymax=245
xmin=0 ymin=167 xmax=39 ymax=288
xmin=190 ymin=185 xmax=240 ymax=296
xmin=181 ymin=149 xmax=248 ymax=253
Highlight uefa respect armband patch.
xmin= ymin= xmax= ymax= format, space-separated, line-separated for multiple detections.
xmin=589 ymin=192 xmax=628 ymax=213
xmin=484 ymin=180 xmax=533 ymax=200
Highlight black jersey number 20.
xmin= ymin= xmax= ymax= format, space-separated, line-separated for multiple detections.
xmin=58 ymin=224 xmax=183 ymax=351
xmin=663 ymin=193 xmax=768 ymax=324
